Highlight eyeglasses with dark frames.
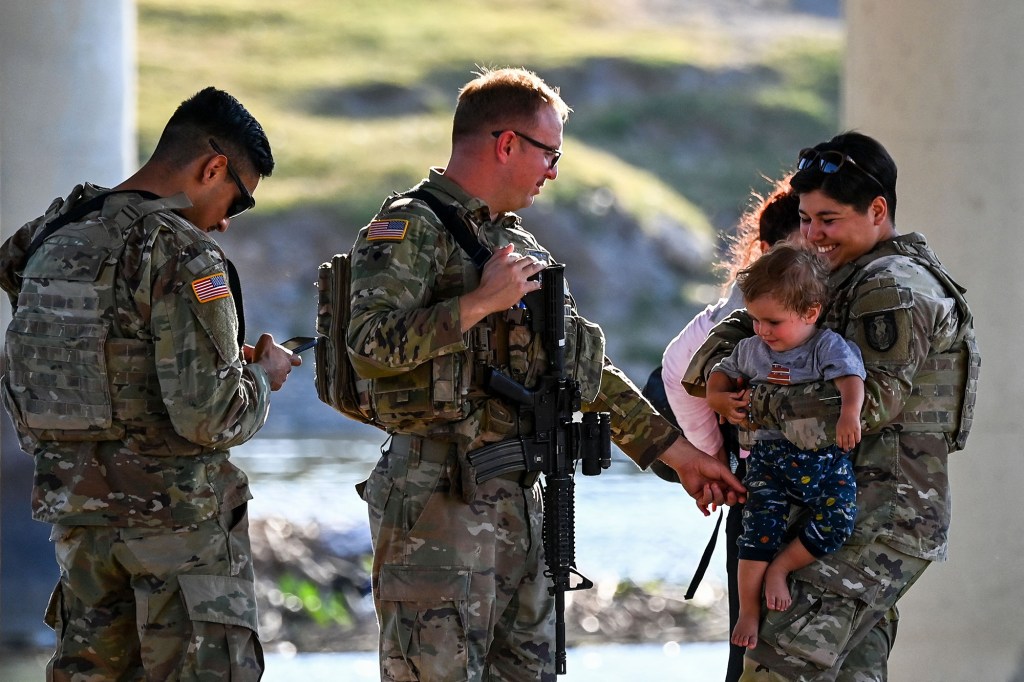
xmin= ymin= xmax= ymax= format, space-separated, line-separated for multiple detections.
xmin=491 ymin=130 xmax=562 ymax=169
xmin=797 ymin=148 xmax=885 ymax=190
xmin=209 ymin=138 xmax=256 ymax=218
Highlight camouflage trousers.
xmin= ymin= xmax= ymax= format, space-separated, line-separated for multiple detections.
xmin=738 ymin=541 xmax=930 ymax=682
xmin=44 ymin=504 xmax=263 ymax=681
xmin=360 ymin=436 xmax=555 ymax=681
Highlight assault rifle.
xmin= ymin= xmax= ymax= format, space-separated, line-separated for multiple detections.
xmin=467 ymin=263 xmax=611 ymax=675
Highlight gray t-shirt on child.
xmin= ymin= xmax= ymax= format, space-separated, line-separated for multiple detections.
xmin=712 ymin=327 xmax=866 ymax=441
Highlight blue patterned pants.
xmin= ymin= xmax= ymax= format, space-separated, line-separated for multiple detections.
xmin=739 ymin=439 xmax=857 ymax=561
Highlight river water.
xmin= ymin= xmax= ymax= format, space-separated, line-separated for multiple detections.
xmin=232 ymin=435 xmax=732 ymax=589
xmin=237 ymin=435 xmax=735 ymax=680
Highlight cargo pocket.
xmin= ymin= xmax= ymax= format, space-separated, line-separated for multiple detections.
xmin=360 ymin=468 xmax=397 ymax=545
xmin=178 ymin=574 xmax=264 ymax=681
xmin=761 ymin=560 xmax=881 ymax=670
xmin=378 ymin=565 xmax=472 ymax=680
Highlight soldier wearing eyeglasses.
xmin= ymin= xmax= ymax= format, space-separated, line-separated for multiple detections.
xmin=0 ymin=86 xmax=299 ymax=680
xmin=345 ymin=66 xmax=746 ymax=681
xmin=685 ymin=131 xmax=979 ymax=681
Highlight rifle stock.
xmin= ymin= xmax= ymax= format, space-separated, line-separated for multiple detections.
xmin=467 ymin=263 xmax=610 ymax=675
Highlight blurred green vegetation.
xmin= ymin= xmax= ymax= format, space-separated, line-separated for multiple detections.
xmin=135 ymin=0 xmax=842 ymax=390
xmin=137 ymin=0 xmax=840 ymax=229
xmin=276 ymin=574 xmax=354 ymax=628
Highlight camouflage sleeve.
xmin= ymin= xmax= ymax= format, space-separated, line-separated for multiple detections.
xmin=681 ymin=309 xmax=756 ymax=397
xmin=750 ymin=267 xmax=956 ymax=439
xmin=150 ymin=227 xmax=271 ymax=449
xmin=347 ymin=207 xmax=467 ymax=378
xmin=587 ymin=359 xmax=680 ymax=468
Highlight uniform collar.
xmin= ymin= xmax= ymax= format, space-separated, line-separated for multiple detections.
xmin=426 ymin=167 xmax=517 ymax=228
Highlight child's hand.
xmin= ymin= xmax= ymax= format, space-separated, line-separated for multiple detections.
xmin=708 ymin=390 xmax=749 ymax=426
xmin=694 ymin=484 xmax=713 ymax=516
xmin=836 ymin=412 xmax=862 ymax=451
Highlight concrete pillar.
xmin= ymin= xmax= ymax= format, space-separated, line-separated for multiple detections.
xmin=0 ymin=0 xmax=136 ymax=647
xmin=844 ymin=2 xmax=1023 ymax=679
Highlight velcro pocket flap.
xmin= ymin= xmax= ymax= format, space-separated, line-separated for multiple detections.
xmin=848 ymin=277 xmax=912 ymax=320
xmin=179 ymin=574 xmax=259 ymax=631
xmin=378 ymin=565 xmax=471 ymax=603
xmin=793 ymin=559 xmax=881 ymax=604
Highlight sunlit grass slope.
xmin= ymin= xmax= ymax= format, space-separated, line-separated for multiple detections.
xmin=136 ymin=0 xmax=840 ymax=230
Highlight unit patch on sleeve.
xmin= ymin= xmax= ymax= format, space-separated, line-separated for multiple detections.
xmin=864 ymin=311 xmax=898 ymax=352
xmin=367 ymin=219 xmax=409 ymax=241
xmin=192 ymin=272 xmax=231 ymax=303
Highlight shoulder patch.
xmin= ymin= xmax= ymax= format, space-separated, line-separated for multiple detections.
xmin=367 ymin=218 xmax=409 ymax=241
xmin=863 ymin=311 xmax=898 ymax=352
xmin=192 ymin=272 xmax=231 ymax=303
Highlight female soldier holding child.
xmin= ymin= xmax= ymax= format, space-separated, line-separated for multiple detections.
xmin=685 ymin=131 xmax=979 ymax=681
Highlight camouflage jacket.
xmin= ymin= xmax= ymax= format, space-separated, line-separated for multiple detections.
xmin=347 ymin=169 xmax=678 ymax=468
xmin=0 ymin=184 xmax=271 ymax=527
xmin=683 ymin=233 xmax=978 ymax=560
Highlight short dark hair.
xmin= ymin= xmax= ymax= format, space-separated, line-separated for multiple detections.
xmin=452 ymin=67 xmax=570 ymax=142
xmin=790 ymin=131 xmax=896 ymax=223
xmin=152 ymin=86 xmax=274 ymax=177
xmin=737 ymin=242 xmax=830 ymax=315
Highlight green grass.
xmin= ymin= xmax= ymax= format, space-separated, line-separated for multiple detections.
xmin=135 ymin=1 xmax=842 ymax=375
xmin=136 ymin=0 xmax=840 ymax=229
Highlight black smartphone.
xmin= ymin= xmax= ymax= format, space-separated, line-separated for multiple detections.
xmin=281 ymin=336 xmax=318 ymax=353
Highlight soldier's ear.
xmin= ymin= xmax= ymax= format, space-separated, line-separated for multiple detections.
xmin=869 ymin=195 xmax=888 ymax=226
xmin=198 ymin=151 xmax=228 ymax=186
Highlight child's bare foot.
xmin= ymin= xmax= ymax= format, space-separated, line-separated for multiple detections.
xmin=731 ymin=611 xmax=760 ymax=649
xmin=764 ymin=564 xmax=792 ymax=611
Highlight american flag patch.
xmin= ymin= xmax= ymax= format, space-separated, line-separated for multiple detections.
xmin=367 ymin=219 xmax=409 ymax=241
xmin=766 ymin=363 xmax=792 ymax=385
xmin=192 ymin=273 xmax=231 ymax=303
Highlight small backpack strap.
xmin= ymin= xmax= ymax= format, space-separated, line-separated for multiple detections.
xmin=404 ymin=188 xmax=492 ymax=269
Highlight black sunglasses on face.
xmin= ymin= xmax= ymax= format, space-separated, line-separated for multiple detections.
xmin=209 ymin=138 xmax=256 ymax=218
xmin=797 ymin=148 xmax=885 ymax=190
xmin=491 ymin=130 xmax=562 ymax=169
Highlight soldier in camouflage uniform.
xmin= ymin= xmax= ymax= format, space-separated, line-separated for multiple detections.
xmin=0 ymin=87 xmax=300 ymax=681
xmin=684 ymin=132 xmax=979 ymax=681
xmin=346 ymin=67 xmax=746 ymax=681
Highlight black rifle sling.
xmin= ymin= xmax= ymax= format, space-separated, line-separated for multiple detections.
xmin=685 ymin=507 xmax=724 ymax=599
xmin=405 ymin=188 xmax=491 ymax=269
xmin=225 ymin=258 xmax=246 ymax=347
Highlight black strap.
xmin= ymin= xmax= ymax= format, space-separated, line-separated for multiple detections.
xmin=685 ymin=507 xmax=724 ymax=600
xmin=225 ymin=259 xmax=246 ymax=347
xmin=404 ymin=188 xmax=492 ymax=269
xmin=25 ymin=190 xmax=161 ymax=261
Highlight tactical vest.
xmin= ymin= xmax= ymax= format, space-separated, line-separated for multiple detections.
xmin=350 ymin=195 xmax=605 ymax=436
xmin=828 ymin=234 xmax=979 ymax=451
xmin=2 ymin=192 xmax=202 ymax=453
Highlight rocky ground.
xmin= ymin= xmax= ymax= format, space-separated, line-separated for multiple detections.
xmin=249 ymin=517 xmax=731 ymax=655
